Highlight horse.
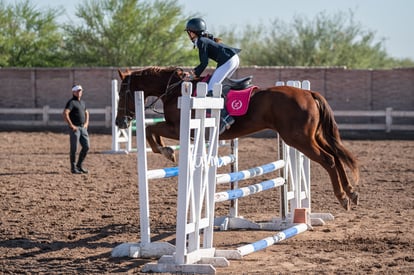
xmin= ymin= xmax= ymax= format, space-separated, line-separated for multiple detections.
xmin=115 ymin=66 xmax=359 ymax=210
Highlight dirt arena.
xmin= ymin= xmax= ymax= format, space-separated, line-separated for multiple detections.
xmin=1 ymin=131 xmax=413 ymax=274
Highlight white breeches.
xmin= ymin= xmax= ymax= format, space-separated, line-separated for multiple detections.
xmin=208 ymin=54 xmax=240 ymax=92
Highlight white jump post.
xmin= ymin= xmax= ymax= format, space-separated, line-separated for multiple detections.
xmin=105 ymin=79 xmax=132 ymax=154
xmin=215 ymin=80 xmax=319 ymax=231
xmin=279 ymin=81 xmax=311 ymax=220
xmin=143 ymin=82 xmax=227 ymax=273
xmin=276 ymin=80 xmax=334 ymax=225
xmin=111 ymin=90 xmax=176 ymax=258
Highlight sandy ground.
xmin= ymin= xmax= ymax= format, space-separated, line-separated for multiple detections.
xmin=1 ymin=131 xmax=413 ymax=274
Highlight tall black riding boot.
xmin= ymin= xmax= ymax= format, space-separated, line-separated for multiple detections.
xmin=76 ymin=150 xmax=89 ymax=174
xmin=219 ymin=108 xmax=235 ymax=135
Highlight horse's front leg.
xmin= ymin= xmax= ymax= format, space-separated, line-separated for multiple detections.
xmin=146 ymin=122 xmax=180 ymax=162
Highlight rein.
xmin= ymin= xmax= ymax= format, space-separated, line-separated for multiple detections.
xmin=145 ymin=69 xmax=184 ymax=114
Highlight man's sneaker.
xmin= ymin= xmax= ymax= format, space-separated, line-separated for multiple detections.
xmin=76 ymin=166 xmax=89 ymax=174
xmin=219 ymin=116 xmax=235 ymax=135
xmin=71 ymin=167 xmax=82 ymax=174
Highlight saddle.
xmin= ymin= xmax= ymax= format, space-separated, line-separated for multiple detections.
xmin=222 ymin=76 xmax=253 ymax=91
xmin=198 ymin=75 xmax=258 ymax=116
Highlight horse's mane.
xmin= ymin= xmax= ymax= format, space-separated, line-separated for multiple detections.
xmin=130 ymin=66 xmax=178 ymax=77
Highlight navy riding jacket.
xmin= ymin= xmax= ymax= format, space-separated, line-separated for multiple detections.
xmin=193 ymin=36 xmax=241 ymax=77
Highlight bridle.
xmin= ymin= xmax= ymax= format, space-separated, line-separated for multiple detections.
xmin=118 ymin=74 xmax=135 ymax=121
xmin=118 ymin=68 xmax=184 ymax=118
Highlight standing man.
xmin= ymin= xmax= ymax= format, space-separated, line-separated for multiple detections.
xmin=63 ymin=84 xmax=90 ymax=174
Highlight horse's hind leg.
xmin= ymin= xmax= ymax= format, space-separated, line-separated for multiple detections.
xmin=335 ymin=159 xmax=359 ymax=205
xmin=291 ymin=138 xmax=351 ymax=210
xmin=313 ymin=151 xmax=351 ymax=210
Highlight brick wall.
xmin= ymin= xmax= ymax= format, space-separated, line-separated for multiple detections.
xmin=1 ymin=67 xmax=413 ymax=111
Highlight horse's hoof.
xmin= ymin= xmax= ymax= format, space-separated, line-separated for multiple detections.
xmin=350 ymin=192 xmax=359 ymax=205
xmin=339 ymin=197 xmax=350 ymax=211
xmin=161 ymin=147 xmax=176 ymax=162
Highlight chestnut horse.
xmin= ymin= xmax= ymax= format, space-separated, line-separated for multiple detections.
xmin=115 ymin=66 xmax=359 ymax=210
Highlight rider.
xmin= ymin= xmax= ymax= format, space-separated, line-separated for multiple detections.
xmin=184 ymin=17 xmax=241 ymax=134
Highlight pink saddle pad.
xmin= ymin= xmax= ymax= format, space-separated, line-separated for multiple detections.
xmin=226 ymin=86 xmax=257 ymax=116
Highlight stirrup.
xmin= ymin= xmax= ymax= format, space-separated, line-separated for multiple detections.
xmin=219 ymin=116 xmax=235 ymax=135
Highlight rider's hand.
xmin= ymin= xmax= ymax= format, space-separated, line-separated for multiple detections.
xmin=183 ymin=71 xmax=194 ymax=81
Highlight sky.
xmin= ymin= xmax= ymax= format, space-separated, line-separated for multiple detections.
xmin=12 ymin=0 xmax=414 ymax=60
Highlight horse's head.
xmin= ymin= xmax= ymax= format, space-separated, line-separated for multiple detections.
xmin=115 ymin=69 xmax=134 ymax=129
xmin=115 ymin=66 xmax=184 ymax=129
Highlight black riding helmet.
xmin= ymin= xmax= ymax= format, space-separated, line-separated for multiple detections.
xmin=185 ymin=18 xmax=206 ymax=35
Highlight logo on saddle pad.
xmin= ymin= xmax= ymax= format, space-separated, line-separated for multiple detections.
xmin=226 ymin=86 xmax=257 ymax=116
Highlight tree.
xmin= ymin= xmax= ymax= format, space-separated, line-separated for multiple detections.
xmin=63 ymin=0 xmax=197 ymax=67
xmin=0 ymin=0 xmax=67 ymax=67
xmin=220 ymin=11 xmax=414 ymax=69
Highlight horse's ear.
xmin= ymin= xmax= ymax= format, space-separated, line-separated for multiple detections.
xmin=118 ymin=69 xmax=126 ymax=80
xmin=118 ymin=69 xmax=123 ymax=80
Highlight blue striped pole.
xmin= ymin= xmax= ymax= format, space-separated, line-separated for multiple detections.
xmin=216 ymin=160 xmax=285 ymax=184
xmin=214 ymin=178 xmax=284 ymax=202
xmin=147 ymin=158 xmax=283 ymax=181
xmin=237 ymin=223 xmax=308 ymax=256
xmin=146 ymin=155 xmax=236 ymax=180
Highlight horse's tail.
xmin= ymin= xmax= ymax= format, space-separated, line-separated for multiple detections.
xmin=312 ymin=92 xmax=359 ymax=184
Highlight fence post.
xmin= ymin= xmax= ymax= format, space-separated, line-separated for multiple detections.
xmin=105 ymin=106 xmax=112 ymax=128
xmin=43 ymin=106 xmax=49 ymax=126
xmin=385 ymin=107 xmax=392 ymax=133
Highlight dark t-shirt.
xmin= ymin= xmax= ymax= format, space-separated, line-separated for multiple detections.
xmin=65 ymin=96 xmax=87 ymax=126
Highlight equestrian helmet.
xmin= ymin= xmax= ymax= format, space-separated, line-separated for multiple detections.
xmin=185 ymin=18 xmax=206 ymax=35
